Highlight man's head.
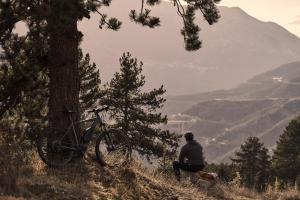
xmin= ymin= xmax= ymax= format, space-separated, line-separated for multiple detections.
xmin=184 ymin=131 xmax=194 ymax=141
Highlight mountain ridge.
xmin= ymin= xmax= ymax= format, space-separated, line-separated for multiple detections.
xmin=166 ymin=62 xmax=300 ymax=102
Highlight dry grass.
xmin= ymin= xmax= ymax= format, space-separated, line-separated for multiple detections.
xmin=220 ymin=184 xmax=300 ymax=200
xmin=1 ymin=150 xmax=299 ymax=200
xmin=222 ymin=184 xmax=262 ymax=200
xmin=0 ymin=140 xmax=24 ymax=195
xmin=263 ymin=187 xmax=300 ymax=200
xmin=0 ymin=153 xmax=228 ymax=200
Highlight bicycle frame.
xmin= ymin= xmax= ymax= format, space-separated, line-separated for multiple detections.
xmin=37 ymin=107 xmax=125 ymax=167
xmin=58 ymin=112 xmax=105 ymax=151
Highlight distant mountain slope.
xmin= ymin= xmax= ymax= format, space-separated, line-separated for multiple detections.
xmin=79 ymin=0 xmax=300 ymax=95
xmin=166 ymin=62 xmax=300 ymax=112
xmin=165 ymin=62 xmax=300 ymax=162
xmin=196 ymin=98 xmax=300 ymax=162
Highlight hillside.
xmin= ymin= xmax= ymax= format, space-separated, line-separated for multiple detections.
xmin=166 ymin=62 xmax=300 ymax=104
xmin=165 ymin=62 xmax=300 ymax=162
xmin=78 ymin=0 xmax=300 ymax=95
xmin=0 ymin=155 xmax=262 ymax=200
xmin=1 ymin=130 xmax=300 ymax=200
xmin=184 ymin=98 xmax=300 ymax=162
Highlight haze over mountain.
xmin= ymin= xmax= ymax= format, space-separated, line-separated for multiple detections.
xmin=79 ymin=0 xmax=300 ymax=95
xmin=165 ymin=62 xmax=300 ymax=163
xmin=166 ymin=62 xmax=300 ymax=109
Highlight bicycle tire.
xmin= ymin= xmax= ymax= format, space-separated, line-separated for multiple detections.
xmin=36 ymin=130 xmax=74 ymax=167
xmin=95 ymin=129 xmax=126 ymax=166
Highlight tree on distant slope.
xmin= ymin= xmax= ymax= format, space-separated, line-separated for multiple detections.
xmin=256 ymin=147 xmax=271 ymax=191
xmin=205 ymin=162 xmax=235 ymax=182
xmin=272 ymin=117 xmax=300 ymax=185
xmin=0 ymin=0 xmax=221 ymax=134
xmin=231 ymin=137 xmax=271 ymax=191
xmin=100 ymin=52 xmax=180 ymax=159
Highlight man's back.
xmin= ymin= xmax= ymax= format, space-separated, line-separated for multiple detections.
xmin=173 ymin=132 xmax=204 ymax=181
xmin=179 ymin=140 xmax=204 ymax=166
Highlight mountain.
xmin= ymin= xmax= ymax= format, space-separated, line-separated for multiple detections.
xmin=166 ymin=62 xmax=300 ymax=101
xmin=165 ymin=62 xmax=300 ymax=163
xmin=79 ymin=0 xmax=300 ymax=95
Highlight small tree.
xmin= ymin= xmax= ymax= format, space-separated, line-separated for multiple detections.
xmin=205 ymin=163 xmax=235 ymax=182
xmin=79 ymin=50 xmax=102 ymax=118
xmin=156 ymin=140 xmax=180 ymax=175
xmin=231 ymin=171 xmax=242 ymax=187
xmin=256 ymin=147 xmax=271 ymax=191
xmin=231 ymin=136 xmax=271 ymax=191
xmin=272 ymin=117 xmax=300 ymax=185
xmin=101 ymin=52 xmax=180 ymax=159
xmin=274 ymin=177 xmax=283 ymax=192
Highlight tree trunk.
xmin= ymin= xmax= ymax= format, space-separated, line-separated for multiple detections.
xmin=47 ymin=0 xmax=81 ymax=133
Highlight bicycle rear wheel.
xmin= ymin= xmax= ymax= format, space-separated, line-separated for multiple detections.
xmin=37 ymin=130 xmax=74 ymax=167
xmin=95 ymin=129 xmax=126 ymax=166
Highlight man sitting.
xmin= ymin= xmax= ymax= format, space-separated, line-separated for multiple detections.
xmin=173 ymin=131 xmax=204 ymax=181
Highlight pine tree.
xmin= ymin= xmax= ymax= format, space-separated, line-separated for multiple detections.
xmin=0 ymin=45 xmax=101 ymax=141
xmin=0 ymin=0 xmax=221 ymax=133
xmin=205 ymin=163 xmax=235 ymax=182
xmin=0 ymin=17 xmax=48 ymax=119
xmin=0 ymin=22 xmax=49 ymax=140
xmin=79 ymin=50 xmax=102 ymax=118
xmin=231 ymin=137 xmax=271 ymax=191
xmin=272 ymin=117 xmax=300 ymax=185
xmin=100 ymin=52 xmax=180 ymax=159
xmin=256 ymin=147 xmax=271 ymax=192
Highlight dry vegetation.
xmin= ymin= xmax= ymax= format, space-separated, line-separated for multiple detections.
xmin=263 ymin=187 xmax=300 ymax=200
xmin=0 ymin=153 xmax=219 ymax=200
xmin=0 ymin=137 xmax=299 ymax=200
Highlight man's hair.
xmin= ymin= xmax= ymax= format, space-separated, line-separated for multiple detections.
xmin=184 ymin=131 xmax=194 ymax=141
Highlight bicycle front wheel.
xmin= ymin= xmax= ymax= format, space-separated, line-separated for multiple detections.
xmin=37 ymin=130 xmax=74 ymax=167
xmin=95 ymin=129 xmax=126 ymax=166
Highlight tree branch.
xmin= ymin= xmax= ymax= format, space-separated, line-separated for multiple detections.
xmin=95 ymin=9 xmax=110 ymax=28
xmin=141 ymin=0 xmax=145 ymax=15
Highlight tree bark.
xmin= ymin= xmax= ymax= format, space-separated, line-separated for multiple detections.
xmin=47 ymin=0 xmax=81 ymax=133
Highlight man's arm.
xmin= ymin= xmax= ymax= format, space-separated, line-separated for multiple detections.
xmin=178 ymin=146 xmax=186 ymax=163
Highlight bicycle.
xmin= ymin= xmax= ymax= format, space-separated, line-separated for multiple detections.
xmin=36 ymin=106 xmax=129 ymax=167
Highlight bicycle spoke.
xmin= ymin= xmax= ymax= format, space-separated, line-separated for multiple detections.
xmin=95 ymin=130 xmax=127 ymax=166
xmin=37 ymin=130 xmax=74 ymax=167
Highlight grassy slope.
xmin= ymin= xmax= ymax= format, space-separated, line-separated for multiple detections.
xmin=0 ymin=157 xmax=261 ymax=200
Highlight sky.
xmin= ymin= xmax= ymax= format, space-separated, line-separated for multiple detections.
xmin=14 ymin=0 xmax=300 ymax=37
xmin=219 ymin=0 xmax=300 ymax=37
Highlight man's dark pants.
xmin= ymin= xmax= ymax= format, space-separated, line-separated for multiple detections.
xmin=173 ymin=161 xmax=204 ymax=177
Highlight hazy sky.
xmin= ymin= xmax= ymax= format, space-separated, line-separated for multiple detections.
xmin=219 ymin=0 xmax=300 ymax=37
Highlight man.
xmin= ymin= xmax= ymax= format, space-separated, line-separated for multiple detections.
xmin=173 ymin=131 xmax=204 ymax=181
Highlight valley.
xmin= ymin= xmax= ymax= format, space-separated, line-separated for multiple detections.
xmin=165 ymin=62 xmax=300 ymax=163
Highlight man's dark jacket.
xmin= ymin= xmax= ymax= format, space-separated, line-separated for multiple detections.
xmin=179 ymin=140 xmax=204 ymax=166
